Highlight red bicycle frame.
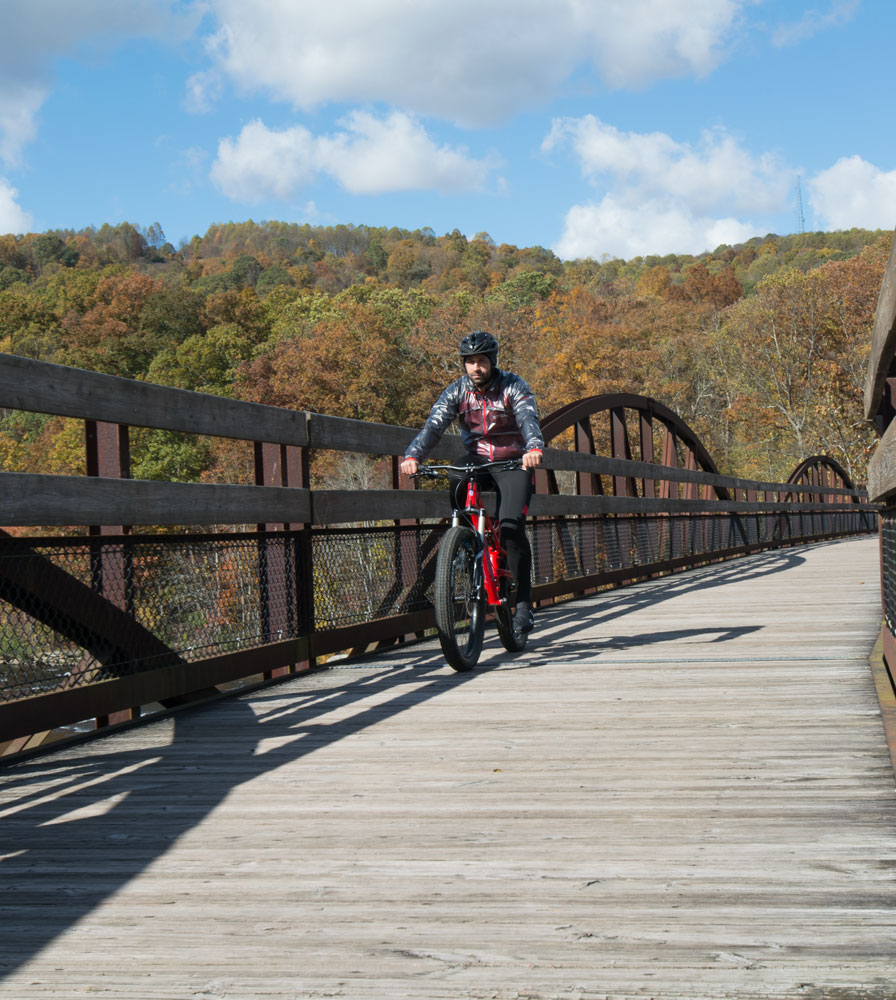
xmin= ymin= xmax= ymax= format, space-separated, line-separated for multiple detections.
xmin=458 ymin=477 xmax=514 ymax=608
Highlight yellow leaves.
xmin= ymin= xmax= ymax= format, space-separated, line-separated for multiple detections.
xmin=0 ymin=431 xmax=29 ymax=472
xmin=0 ymin=416 xmax=83 ymax=476
xmin=44 ymin=418 xmax=85 ymax=476
xmin=529 ymin=287 xmax=662 ymax=413
xmin=636 ymin=265 xmax=671 ymax=299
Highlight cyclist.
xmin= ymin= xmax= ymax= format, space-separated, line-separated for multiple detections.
xmin=400 ymin=331 xmax=543 ymax=633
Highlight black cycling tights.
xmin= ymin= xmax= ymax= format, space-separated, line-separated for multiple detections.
xmin=449 ymin=464 xmax=534 ymax=604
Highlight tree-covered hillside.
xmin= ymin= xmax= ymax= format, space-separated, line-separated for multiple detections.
xmin=0 ymin=220 xmax=889 ymax=487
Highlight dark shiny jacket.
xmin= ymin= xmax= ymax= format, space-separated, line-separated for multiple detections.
xmin=404 ymin=370 xmax=543 ymax=462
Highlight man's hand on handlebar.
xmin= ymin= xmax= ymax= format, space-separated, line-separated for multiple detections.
xmin=403 ymin=453 xmax=541 ymax=477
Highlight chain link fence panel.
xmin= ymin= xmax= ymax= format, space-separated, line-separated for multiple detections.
xmin=0 ymin=507 xmax=876 ymax=704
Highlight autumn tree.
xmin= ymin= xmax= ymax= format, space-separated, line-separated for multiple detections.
xmin=528 ymin=288 xmax=658 ymax=416
xmin=236 ymin=297 xmax=415 ymax=426
xmin=60 ymin=272 xmax=164 ymax=376
xmin=716 ymin=240 xmax=886 ymax=481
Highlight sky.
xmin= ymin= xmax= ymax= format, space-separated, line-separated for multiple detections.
xmin=1 ymin=0 xmax=894 ymax=261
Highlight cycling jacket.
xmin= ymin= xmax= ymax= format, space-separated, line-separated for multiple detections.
xmin=404 ymin=369 xmax=544 ymax=462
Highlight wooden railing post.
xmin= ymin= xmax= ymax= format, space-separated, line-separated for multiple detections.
xmin=391 ymin=455 xmax=424 ymax=644
xmin=85 ymin=419 xmax=138 ymax=727
xmin=254 ymin=439 xmax=310 ymax=678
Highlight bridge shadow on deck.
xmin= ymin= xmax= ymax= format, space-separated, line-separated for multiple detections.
xmin=0 ymin=545 xmax=808 ymax=981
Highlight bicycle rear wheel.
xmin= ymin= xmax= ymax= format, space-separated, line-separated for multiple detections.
xmin=495 ymin=577 xmax=528 ymax=653
xmin=434 ymin=525 xmax=485 ymax=671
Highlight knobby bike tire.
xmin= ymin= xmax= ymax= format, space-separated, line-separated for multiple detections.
xmin=434 ymin=525 xmax=485 ymax=671
xmin=495 ymin=574 xmax=527 ymax=653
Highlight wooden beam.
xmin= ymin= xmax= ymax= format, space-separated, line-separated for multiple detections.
xmin=0 ymin=353 xmax=308 ymax=446
xmin=527 ymin=493 xmax=870 ymax=517
xmin=0 ymin=472 xmax=872 ymax=528
xmin=309 ymin=413 xmax=463 ymax=459
xmin=0 ymin=473 xmax=311 ymax=526
xmin=867 ymin=415 xmax=896 ymax=502
xmin=865 ymin=226 xmax=896 ymax=420
xmin=310 ymin=488 xmax=451 ymax=524
xmin=0 ymin=638 xmax=308 ymax=742
xmin=541 ymin=447 xmax=865 ymax=499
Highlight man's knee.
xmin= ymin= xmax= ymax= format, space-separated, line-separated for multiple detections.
xmin=500 ymin=518 xmax=528 ymax=549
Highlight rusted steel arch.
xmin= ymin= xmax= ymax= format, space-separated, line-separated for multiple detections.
xmin=537 ymin=392 xmax=730 ymax=500
xmin=787 ymin=455 xmax=861 ymax=503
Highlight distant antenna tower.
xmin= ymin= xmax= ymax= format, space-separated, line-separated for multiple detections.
xmin=795 ymin=176 xmax=806 ymax=234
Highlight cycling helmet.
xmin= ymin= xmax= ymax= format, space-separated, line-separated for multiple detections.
xmin=459 ymin=330 xmax=498 ymax=369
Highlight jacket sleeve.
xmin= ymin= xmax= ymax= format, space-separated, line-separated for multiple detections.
xmin=508 ymin=376 xmax=544 ymax=452
xmin=403 ymin=381 xmax=461 ymax=460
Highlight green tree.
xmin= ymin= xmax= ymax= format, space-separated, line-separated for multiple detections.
xmin=146 ymin=323 xmax=257 ymax=397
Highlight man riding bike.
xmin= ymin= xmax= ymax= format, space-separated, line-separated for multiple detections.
xmin=400 ymin=331 xmax=544 ymax=634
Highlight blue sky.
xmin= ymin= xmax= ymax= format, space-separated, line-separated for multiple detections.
xmin=1 ymin=0 xmax=893 ymax=260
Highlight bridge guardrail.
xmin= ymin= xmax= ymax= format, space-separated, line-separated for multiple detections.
xmin=0 ymin=353 xmax=877 ymax=758
xmin=864 ymin=226 xmax=896 ymax=765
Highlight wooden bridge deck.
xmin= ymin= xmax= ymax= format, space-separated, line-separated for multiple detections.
xmin=1 ymin=536 xmax=895 ymax=1000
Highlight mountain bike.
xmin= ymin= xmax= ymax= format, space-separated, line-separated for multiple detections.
xmin=413 ymin=459 xmax=529 ymax=671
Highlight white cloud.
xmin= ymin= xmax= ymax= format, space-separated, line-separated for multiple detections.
xmin=808 ymin=156 xmax=896 ymax=231
xmin=211 ymin=120 xmax=318 ymax=201
xmin=0 ymin=84 xmax=45 ymax=168
xmin=317 ymin=111 xmax=496 ymax=194
xmin=544 ymin=115 xmax=787 ymax=214
xmin=184 ymin=69 xmax=222 ymax=115
xmin=197 ymin=0 xmax=746 ymax=125
xmin=772 ymin=0 xmax=859 ymax=47
xmin=580 ymin=0 xmax=742 ymax=89
xmin=0 ymin=0 xmax=197 ymax=166
xmin=554 ymin=196 xmax=757 ymax=260
xmin=0 ymin=177 xmax=34 ymax=234
xmin=211 ymin=113 xmax=495 ymax=202
xmin=545 ymin=115 xmax=789 ymax=258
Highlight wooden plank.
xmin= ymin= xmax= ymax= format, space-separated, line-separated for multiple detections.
xmin=309 ymin=413 xmax=417 ymax=454
xmin=0 ymin=470 xmax=873 ymax=528
xmin=0 ymin=353 xmax=308 ymax=445
xmin=544 ymin=446 xmax=866 ymax=498
xmin=311 ymin=488 xmax=872 ymax=525
xmin=867 ymin=415 xmax=896 ymax=502
xmin=309 ymin=414 xmax=463 ymax=460
xmin=309 ymin=609 xmax=435 ymax=657
xmin=528 ymin=492 xmax=869 ymax=516
xmin=0 ymin=473 xmax=311 ymax=526
xmin=0 ymin=537 xmax=893 ymax=998
xmin=871 ymin=629 xmax=896 ymax=776
xmin=865 ymin=225 xmax=896 ymax=419
xmin=311 ymin=488 xmax=450 ymax=524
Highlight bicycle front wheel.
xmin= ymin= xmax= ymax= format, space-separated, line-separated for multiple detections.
xmin=434 ymin=525 xmax=485 ymax=671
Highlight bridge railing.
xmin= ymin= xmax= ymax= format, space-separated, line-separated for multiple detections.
xmin=864 ymin=227 xmax=896 ymax=744
xmin=0 ymin=353 xmax=875 ymax=756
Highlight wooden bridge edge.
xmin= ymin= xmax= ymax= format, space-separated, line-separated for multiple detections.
xmin=870 ymin=628 xmax=896 ymax=782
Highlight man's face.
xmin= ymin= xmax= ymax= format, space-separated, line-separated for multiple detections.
xmin=464 ymin=353 xmax=493 ymax=389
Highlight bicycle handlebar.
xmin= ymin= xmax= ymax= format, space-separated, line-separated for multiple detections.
xmin=411 ymin=459 xmax=523 ymax=480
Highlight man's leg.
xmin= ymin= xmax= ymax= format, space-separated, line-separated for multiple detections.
xmin=492 ymin=466 xmax=535 ymax=631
